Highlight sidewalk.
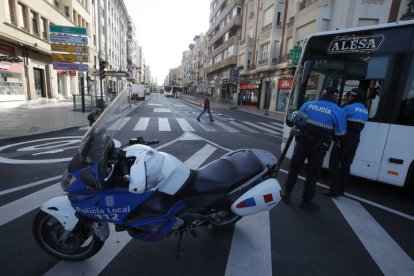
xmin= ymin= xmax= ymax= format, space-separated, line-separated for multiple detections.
xmin=0 ymin=98 xmax=89 ymax=140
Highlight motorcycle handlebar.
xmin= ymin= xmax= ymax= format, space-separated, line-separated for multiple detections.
xmin=143 ymin=140 xmax=159 ymax=145
xmin=129 ymin=137 xmax=159 ymax=146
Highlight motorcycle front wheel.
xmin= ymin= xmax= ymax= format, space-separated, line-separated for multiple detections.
xmin=33 ymin=210 xmax=104 ymax=261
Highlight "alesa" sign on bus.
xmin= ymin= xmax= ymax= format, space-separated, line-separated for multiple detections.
xmin=328 ymin=35 xmax=384 ymax=53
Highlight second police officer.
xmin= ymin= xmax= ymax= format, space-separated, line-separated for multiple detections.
xmin=282 ymin=87 xmax=346 ymax=210
xmin=323 ymin=88 xmax=369 ymax=197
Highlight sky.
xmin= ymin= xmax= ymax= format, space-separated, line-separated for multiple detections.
xmin=123 ymin=0 xmax=211 ymax=85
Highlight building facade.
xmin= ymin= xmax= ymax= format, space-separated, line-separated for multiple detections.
xmin=205 ymin=0 xmax=244 ymax=98
xmin=0 ymin=0 xmax=144 ymax=103
xmin=0 ymin=0 xmax=90 ymax=101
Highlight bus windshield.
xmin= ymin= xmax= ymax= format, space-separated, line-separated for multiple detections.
xmin=287 ymin=55 xmax=389 ymax=127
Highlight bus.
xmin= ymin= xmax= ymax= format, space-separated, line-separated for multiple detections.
xmin=282 ymin=20 xmax=414 ymax=191
xmin=164 ymin=86 xmax=182 ymax=97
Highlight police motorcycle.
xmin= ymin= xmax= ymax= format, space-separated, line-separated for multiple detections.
xmin=32 ymin=90 xmax=284 ymax=261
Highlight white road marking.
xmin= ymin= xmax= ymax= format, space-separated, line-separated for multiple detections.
xmin=176 ymin=118 xmax=195 ymax=131
xmin=153 ymin=108 xmax=171 ymax=112
xmin=0 ymin=175 xmax=61 ymax=196
xmin=195 ymin=120 xmax=217 ymax=132
xmin=243 ymin=122 xmax=281 ymax=135
xmin=134 ymin=117 xmax=150 ymax=131
xmin=158 ymin=118 xmax=171 ymax=131
xmin=333 ymin=196 xmax=414 ymax=275
xmin=0 ymin=137 xmax=82 ymax=164
xmin=257 ymin=122 xmax=283 ymax=132
xmin=0 ymin=184 xmax=63 ymax=227
xmin=108 ymin=117 xmax=131 ymax=130
xmin=213 ymin=120 xmax=239 ymax=133
xmin=184 ymin=144 xmax=217 ymax=169
xmin=229 ymin=121 xmax=259 ymax=133
xmin=270 ymin=121 xmax=284 ymax=128
xmin=147 ymin=104 xmax=163 ymax=106
xmin=225 ymin=211 xmax=272 ymax=276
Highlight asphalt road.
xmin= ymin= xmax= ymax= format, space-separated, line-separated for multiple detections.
xmin=0 ymin=93 xmax=413 ymax=275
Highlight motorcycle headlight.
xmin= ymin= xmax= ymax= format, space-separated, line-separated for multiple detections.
xmin=61 ymin=168 xmax=76 ymax=190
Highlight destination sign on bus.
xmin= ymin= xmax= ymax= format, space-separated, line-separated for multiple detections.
xmin=327 ymin=35 xmax=384 ymax=53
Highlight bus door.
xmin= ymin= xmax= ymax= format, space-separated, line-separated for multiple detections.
xmin=376 ymin=54 xmax=414 ymax=187
xmin=343 ymin=55 xmax=392 ymax=182
xmin=348 ymin=79 xmax=391 ymax=182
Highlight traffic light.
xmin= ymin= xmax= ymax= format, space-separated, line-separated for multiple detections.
xmin=99 ymin=59 xmax=106 ymax=80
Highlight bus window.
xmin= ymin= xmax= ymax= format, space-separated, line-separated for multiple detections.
xmin=344 ymin=56 xmax=390 ymax=120
xmin=398 ymin=56 xmax=414 ymax=126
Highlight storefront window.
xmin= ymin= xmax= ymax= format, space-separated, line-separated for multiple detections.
xmin=276 ymin=90 xmax=289 ymax=112
xmin=276 ymin=78 xmax=293 ymax=112
xmin=0 ymin=44 xmax=24 ymax=101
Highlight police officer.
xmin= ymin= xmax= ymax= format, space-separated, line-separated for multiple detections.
xmin=323 ymin=88 xmax=368 ymax=197
xmin=282 ymin=87 xmax=346 ymax=210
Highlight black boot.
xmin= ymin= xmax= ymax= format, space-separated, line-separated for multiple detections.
xmin=281 ymin=191 xmax=291 ymax=204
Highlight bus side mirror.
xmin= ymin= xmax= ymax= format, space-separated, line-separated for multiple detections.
xmin=301 ymin=61 xmax=312 ymax=87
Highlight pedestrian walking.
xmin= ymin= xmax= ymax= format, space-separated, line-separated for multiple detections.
xmin=281 ymin=87 xmax=346 ymax=210
xmin=197 ymin=95 xmax=214 ymax=122
xmin=323 ymin=88 xmax=368 ymax=197
xmin=87 ymin=109 xmax=102 ymax=127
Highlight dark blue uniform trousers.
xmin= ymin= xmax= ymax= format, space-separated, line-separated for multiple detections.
xmin=284 ymin=135 xmax=327 ymax=202
xmin=329 ymin=133 xmax=360 ymax=195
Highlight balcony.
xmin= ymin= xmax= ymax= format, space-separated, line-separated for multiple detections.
xmin=208 ymin=0 xmax=243 ymax=35
xmin=205 ymin=55 xmax=238 ymax=75
xmin=208 ymin=15 xmax=242 ymax=48
xmin=207 ymin=37 xmax=238 ymax=60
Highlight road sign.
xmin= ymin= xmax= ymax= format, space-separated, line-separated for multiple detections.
xmin=49 ymin=25 xmax=87 ymax=35
xmin=52 ymin=53 xmax=88 ymax=63
xmin=229 ymin=68 xmax=239 ymax=83
xmin=289 ymin=46 xmax=302 ymax=65
xmin=50 ymin=34 xmax=88 ymax=45
xmin=51 ymin=44 xmax=89 ymax=54
xmin=53 ymin=62 xmax=89 ymax=71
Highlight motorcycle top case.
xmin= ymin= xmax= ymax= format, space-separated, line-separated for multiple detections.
xmin=231 ymin=178 xmax=281 ymax=216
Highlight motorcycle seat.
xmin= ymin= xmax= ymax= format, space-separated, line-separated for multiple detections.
xmin=176 ymin=150 xmax=264 ymax=198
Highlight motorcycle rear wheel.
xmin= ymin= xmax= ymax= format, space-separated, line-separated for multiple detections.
xmin=33 ymin=210 xmax=104 ymax=261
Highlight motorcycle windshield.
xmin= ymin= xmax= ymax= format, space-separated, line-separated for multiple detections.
xmin=78 ymin=90 xmax=132 ymax=163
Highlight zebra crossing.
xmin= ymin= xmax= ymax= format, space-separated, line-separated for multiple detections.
xmin=86 ymin=116 xmax=285 ymax=136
